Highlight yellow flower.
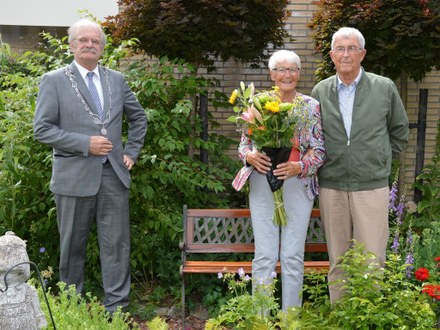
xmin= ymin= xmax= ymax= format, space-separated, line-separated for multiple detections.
xmin=265 ymin=101 xmax=280 ymax=113
xmin=229 ymin=89 xmax=238 ymax=104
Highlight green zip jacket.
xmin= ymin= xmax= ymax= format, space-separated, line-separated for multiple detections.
xmin=311 ymin=70 xmax=409 ymax=192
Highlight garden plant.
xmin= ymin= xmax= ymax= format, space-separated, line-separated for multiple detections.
xmin=206 ymin=242 xmax=437 ymax=329
xmin=1 ymin=5 xmax=439 ymax=327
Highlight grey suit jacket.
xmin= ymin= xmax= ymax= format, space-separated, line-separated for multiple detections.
xmin=34 ymin=62 xmax=147 ymax=197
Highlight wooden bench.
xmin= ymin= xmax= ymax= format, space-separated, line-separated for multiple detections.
xmin=179 ymin=205 xmax=329 ymax=320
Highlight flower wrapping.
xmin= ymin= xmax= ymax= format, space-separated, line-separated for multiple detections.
xmin=262 ymin=146 xmax=291 ymax=192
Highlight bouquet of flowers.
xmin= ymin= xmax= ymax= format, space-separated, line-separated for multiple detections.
xmin=228 ymin=82 xmax=308 ymax=225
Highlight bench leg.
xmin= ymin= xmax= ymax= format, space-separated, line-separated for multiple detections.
xmin=182 ymin=274 xmax=186 ymax=329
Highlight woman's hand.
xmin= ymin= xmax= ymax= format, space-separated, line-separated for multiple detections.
xmin=274 ymin=148 xmax=314 ymax=179
xmin=247 ymin=148 xmax=312 ymax=178
xmin=274 ymin=161 xmax=301 ymax=180
xmin=246 ymin=149 xmax=272 ymax=174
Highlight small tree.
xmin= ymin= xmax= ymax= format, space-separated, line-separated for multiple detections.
xmin=105 ymin=0 xmax=290 ymax=69
xmin=308 ymin=0 xmax=440 ymax=82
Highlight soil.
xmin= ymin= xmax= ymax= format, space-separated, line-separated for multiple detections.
xmin=162 ymin=315 xmax=206 ymax=330
xmin=133 ymin=315 xmax=206 ymax=330
xmin=129 ymin=285 xmax=209 ymax=329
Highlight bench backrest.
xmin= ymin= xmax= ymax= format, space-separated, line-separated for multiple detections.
xmin=183 ymin=206 xmax=326 ymax=254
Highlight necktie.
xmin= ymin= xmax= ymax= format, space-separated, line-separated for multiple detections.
xmin=87 ymin=72 xmax=107 ymax=163
xmin=87 ymin=72 xmax=103 ymax=119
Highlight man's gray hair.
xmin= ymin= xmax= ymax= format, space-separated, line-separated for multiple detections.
xmin=331 ymin=27 xmax=365 ymax=50
xmin=68 ymin=19 xmax=107 ymax=46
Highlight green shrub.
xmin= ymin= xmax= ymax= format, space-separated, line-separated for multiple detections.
xmin=146 ymin=317 xmax=168 ymax=330
xmin=205 ymin=242 xmax=436 ymax=329
xmin=0 ymin=38 xmax=60 ymax=284
xmin=38 ymin=282 xmax=139 ymax=329
xmin=294 ymin=242 xmax=436 ymax=329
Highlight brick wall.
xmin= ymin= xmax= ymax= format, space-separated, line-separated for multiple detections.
xmin=196 ymin=0 xmax=439 ymax=200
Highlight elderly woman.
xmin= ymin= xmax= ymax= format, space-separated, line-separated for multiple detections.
xmin=232 ymin=50 xmax=325 ymax=311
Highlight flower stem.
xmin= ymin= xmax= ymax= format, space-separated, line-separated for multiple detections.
xmin=273 ymin=189 xmax=287 ymax=226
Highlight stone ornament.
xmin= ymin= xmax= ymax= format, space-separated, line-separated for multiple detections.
xmin=0 ymin=231 xmax=47 ymax=329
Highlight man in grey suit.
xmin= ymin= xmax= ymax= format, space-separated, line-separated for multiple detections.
xmin=33 ymin=19 xmax=147 ymax=314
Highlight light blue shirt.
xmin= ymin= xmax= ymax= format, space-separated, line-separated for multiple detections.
xmin=74 ymin=61 xmax=104 ymax=105
xmin=337 ymin=69 xmax=363 ymax=139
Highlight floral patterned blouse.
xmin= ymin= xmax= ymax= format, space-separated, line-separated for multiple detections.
xmin=232 ymin=93 xmax=325 ymax=200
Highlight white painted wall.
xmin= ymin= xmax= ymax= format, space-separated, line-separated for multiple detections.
xmin=0 ymin=0 xmax=118 ymax=26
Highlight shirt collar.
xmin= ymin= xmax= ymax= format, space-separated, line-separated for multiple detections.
xmin=336 ymin=68 xmax=363 ymax=88
xmin=73 ymin=61 xmax=100 ymax=80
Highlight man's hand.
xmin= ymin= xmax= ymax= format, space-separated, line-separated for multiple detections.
xmin=89 ymin=136 xmax=113 ymax=156
xmin=123 ymin=155 xmax=134 ymax=170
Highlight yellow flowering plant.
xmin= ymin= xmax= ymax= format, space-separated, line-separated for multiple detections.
xmin=228 ymin=82 xmax=308 ymax=225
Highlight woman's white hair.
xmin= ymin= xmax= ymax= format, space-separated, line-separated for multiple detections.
xmin=331 ymin=27 xmax=365 ymax=50
xmin=268 ymin=50 xmax=301 ymax=70
xmin=68 ymin=19 xmax=107 ymax=46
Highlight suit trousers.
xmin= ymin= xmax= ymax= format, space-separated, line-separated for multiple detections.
xmin=249 ymin=171 xmax=313 ymax=311
xmin=54 ymin=163 xmax=130 ymax=312
xmin=318 ymin=186 xmax=389 ymax=302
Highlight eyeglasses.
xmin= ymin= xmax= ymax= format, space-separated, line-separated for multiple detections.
xmin=333 ymin=46 xmax=363 ymax=54
xmin=76 ymin=38 xmax=101 ymax=46
xmin=272 ymin=67 xmax=300 ymax=74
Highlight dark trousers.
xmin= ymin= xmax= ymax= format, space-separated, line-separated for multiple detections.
xmin=54 ymin=163 xmax=130 ymax=312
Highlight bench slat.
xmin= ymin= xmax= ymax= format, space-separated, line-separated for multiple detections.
xmin=182 ymin=260 xmax=329 ymax=274
xmin=186 ymin=243 xmax=327 ymax=254
xmin=186 ymin=243 xmax=255 ymax=253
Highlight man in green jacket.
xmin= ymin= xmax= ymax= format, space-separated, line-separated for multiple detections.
xmin=311 ymin=27 xmax=409 ymax=302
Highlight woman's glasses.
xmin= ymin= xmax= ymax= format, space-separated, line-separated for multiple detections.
xmin=272 ymin=67 xmax=300 ymax=74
